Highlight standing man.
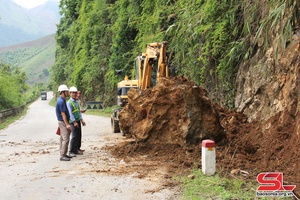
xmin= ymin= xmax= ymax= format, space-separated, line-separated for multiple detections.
xmin=76 ymin=90 xmax=86 ymax=152
xmin=77 ymin=90 xmax=86 ymax=113
xmin=67 ymin=86 xmax=86 ymax=157
xmin=56 ymin=85 xmax=72 ymax=161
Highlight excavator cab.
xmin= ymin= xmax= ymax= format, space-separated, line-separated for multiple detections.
xmin=116 ymin=75 xmax=138 ymax=107
xmin=111 ymin=75 xmax=138 ymax=133
xmin=135 ymin=55 xmax=158 ymax=88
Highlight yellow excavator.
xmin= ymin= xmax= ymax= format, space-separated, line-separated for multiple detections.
xmin=111 ymin=76 xmax=138 ymax=133
xmin=111 ymin=41 xmax=170 ymax=133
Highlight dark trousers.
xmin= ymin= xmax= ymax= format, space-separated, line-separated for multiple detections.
xmin=69 ymin=121 xmax=82 ymax=153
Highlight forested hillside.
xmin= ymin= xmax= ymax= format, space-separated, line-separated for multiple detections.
xmin=0 ymin=34 xmax=55 ymax=85
xmin=52 ymin=0 xmax=299 ymax=110
xmin=0 ymin=62 xmax=44 ymax=110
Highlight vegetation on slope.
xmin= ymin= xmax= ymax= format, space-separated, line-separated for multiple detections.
xmin=0 ymin=34 xmax=55 ymax=85
xmin=51 ymin=0 xmax=299 ymax=108
xmin=0 ymin=63 xmax=43 ymax=110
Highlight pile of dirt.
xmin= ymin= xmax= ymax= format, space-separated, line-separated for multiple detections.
xmin=108 ymin=76 xmax=300 ymax=196
xmin=119 ymin=76 xmax=224 ymax=146
xmin=217 ymin=106 xmax=300 ymax=195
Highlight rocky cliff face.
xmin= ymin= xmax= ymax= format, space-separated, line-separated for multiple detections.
xmin=235 ymin=32 xmax=300 ymax=126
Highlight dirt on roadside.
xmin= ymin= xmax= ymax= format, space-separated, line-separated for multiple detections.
xmin=105 ymin=77 xmax=300 ymax=196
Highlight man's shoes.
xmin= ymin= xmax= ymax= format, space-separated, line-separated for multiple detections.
xmin=65 ymin=154 xmax=73 ymax=158
xmin=68 ymin=153 xmax=77 ymax=157
xmin=60 ymin=156 xmax=71 ymax=161
xmin=75 ymin=150 xmax=83 ymax=155
xmin=78 ymin=149 xmax=85 ymax=153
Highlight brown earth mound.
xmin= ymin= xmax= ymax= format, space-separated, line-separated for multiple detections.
xmin=119 ymin=76 xmax=225 ymax=146
xmin=108 ymin=76 xmax=300 ymax=196
xmin=217 ymin=106 xmax=300 ymax=196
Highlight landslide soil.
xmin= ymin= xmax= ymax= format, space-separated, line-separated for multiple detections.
xmin=106 ymin=77 xmax=300 ymax=196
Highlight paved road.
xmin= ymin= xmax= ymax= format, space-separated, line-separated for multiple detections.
xmin=0 ymin=92 xmax=178 ymax=200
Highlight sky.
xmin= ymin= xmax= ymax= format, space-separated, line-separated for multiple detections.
xmin=13 ymin=0 xmax=56 ymax=9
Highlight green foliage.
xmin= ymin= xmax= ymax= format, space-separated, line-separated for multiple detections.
xmin=51 ymin=0 xmax=300 ymax=108
xmin=0 ymin=104 xmax=28 ymax=130
xmin=0 ymin=72 xmax=20 ymax=109
xmin=0 ymin=62 xmax=41 ymax=110
xmin=164 ymin=0 xmax=246 ymax=107
xmin=84 ymin=106 xmax=115 ymax=118
xmin=109 ymin=0 xmax=139 ymax=75
xmin=180 ymin=169 xmax=259 ymax=199
xmin=254 ymin=0 xmax=299 ymax=59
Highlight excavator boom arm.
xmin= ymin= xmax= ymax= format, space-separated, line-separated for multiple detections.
xmin=139 ymin=42 xmax=168 ymax=89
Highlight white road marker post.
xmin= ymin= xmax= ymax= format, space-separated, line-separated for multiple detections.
xmin=202 ymin=140 xmax=216 ymax=175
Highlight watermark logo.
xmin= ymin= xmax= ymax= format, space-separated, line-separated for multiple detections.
xmin=256 ymin=172 xmax=296 ymax=197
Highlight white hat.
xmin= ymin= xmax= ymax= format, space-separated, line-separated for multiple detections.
xmin=58 ymin=84 xmax=69 ymax=92
xmin=69 ymin=86 xmax=78 ymax=92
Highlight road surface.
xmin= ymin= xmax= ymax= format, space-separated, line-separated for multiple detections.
xmin=0 ymin=92 xmax=180 ymax=200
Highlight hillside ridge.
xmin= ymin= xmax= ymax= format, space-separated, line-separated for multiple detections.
xmin=0 ymin=34 xmax=56 ymax=85
xmin=0 ymin=0 xmax=60 ymax=47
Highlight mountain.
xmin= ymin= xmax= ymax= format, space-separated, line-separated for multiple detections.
xmin=0 ymin=0 xmax=60 ymax=47
xmin=0 ymin=34 xmax=56 ymax=85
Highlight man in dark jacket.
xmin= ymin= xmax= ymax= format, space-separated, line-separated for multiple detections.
xmin=56 ymin=85 xmax=72 ymax=161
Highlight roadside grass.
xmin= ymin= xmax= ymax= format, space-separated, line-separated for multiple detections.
xmin=50 ymin=98 xmax=114 ymax=118
xmin=49 ymin=98 xmax=56 ymax=107
xmin=0 ymin=104 xmax=29 ymax=130
xmin=84 ymin=107 xmax=114 ymax=118
xmin=179 ymin=169 xmax=294 ymax=200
